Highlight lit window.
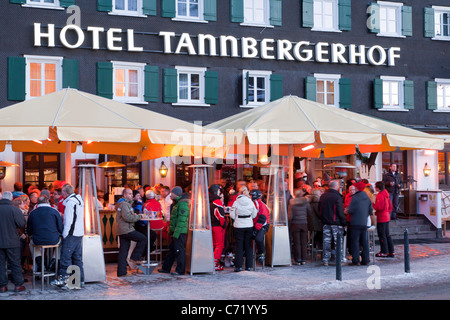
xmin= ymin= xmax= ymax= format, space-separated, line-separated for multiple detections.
xmin=313 ymin=0 xmax=338 ymax=31
xmin=112 ymin=61 xmax=146 ymax=103
xmin=175 ymin=66 xmax=207 ymax=106
xmin=242 ymin=70 xmax=271 ymax=108
xmin=25 ymin=55 xmax=62 ymax=100
xmin=26 ymin=0 xmax=60 ymax=7
xmin=314 ymin=74 xmax=340 ymax=108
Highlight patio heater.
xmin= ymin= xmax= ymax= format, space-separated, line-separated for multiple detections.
xmin=265 ymin=165 xmax=292 ymax=267
xmin=186 ymin=165 xmax=215 ymax=275
xmin=77 ymin=164 xmax=107 ymax=283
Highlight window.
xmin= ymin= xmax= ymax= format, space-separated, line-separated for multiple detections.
xmin=439 ymin=150 xmax=450 ymax=189
xmin=25 ymin=0 xmax=62 ymax=9
xmin=107 ymin=155 xmax=141 ymax=188
xmin=112 ymin=61 xmax=146 ymax=104
xmin=23 ymin=153 xmax=60 ymax=190
xmin=174 ymin=66 xmax=207 ymax=106
xmin=177 ymin=0 xmax=202 ymax=20
xmin=313 ymin=0 xmax=338 ymax=31
xmin=243 ymin=0 xmax=269 ymax=26
xmin=437 ymin=79 xmax=450 ymax=111
xmin=25 ymin=55 xmax=62 ymax=100
xmin=242 ymin=70 xmax=271 ymax=108
xmin=369 ymin=2 xmax=412 ymax=37
xmin=314 ymin=73 xmax=340 ymax=108
xmin=380 ymin=76 xmax=404 ymax=110
xmin=434 ymin=6 xmax=450 ymax=39
xmin=111 ymin=0 xmax=143 ymax=16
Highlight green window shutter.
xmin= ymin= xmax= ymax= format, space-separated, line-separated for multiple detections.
xmin=97 ymin=0 xmax=112 ymax=12
xmin=62 ymin=59 xmax=79 ymax=89
xmin=302 ymin=0 xmax=314 ymax=28
xmin=270 ymin=74 xmax=283 ymax=101
xmin=373 ymin=78 xmax=383 ymax=109
xmin=204 ymin=71 xmax=219 ymax=104
xmin=339 ymin=78 xmax=351 ymax=109
xmin=368 ymin=3 xmax=380 ymax=33
xmin=9 ymin=0 xmax=26 ymax=4
xmin=424 ymin=8 xmax=435 ymax=38
xmin=230 ymin=0 xmax=244 ymax=23
xmin=60 ymin=0 xmax=75 ymax=7
xmin=270 ymin=0 xmax=282 ymax=26
xmin=204 ymin=0 xmax=217 ymax=21
xmin=7 ymin=57 xmax=26 ymax=101
xmin=161 ymin=0 xmax=176 ymax=18
xmin=163 ymin=68 xmax=177 ymax=103
xmin=97 ymin=62 xmax=113 ymax=99
xmin=402 ymin=6 xmax=413 ymax=37
xmin=403 ymin=80 xmax=414 ymax=110
xmin=144 ymin=65 xmax=159 ymax=102
xmin=143 ymin=0 xmax=157 ymax=16
xmin=338 ymin=0 xmax=351 ymax=31
xmin=305 ymin=77 xmax=316 ymax=101
xmin=426 ymin=81 xmax=437 ymax=110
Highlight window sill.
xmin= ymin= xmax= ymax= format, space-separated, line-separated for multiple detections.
xmin=239 ymin=104 xmax=267 ymax=109
xmin=114 ymin=99 xmax=148 ymax=105
xmin=432 ymin=36 xmax=450 ymax=42
xmin=240 ymin=23 xmax=274 ymax=28
xmin=21 ymin=4 xmax=64 ymax=10
xmin=172 ymin=18 xmax=208 ymax=24
xmin=172 ymin=102 xmax=210 ymax=107
xmin=377 ymin=107 xmax=409 ymax=112
xmin=311 ymin=28 xmax=342 ymax=33
xmin=433 ymin=109 xmax=450 ymax=113
xmin=108 ymin=12 xmax=147 ymax=18
xmin=376 ymin=33 xmax=406 ymax=39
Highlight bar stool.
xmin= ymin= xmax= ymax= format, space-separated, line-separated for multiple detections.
xmin=32 ymin=244 xmax=59 ymax=291
xmin=252 ymin=236 xmax=265 ymax=271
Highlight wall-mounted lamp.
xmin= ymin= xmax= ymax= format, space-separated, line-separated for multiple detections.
xmin=423 ymin=163 xmax=431 ymax=177
xmin=159 ymin=161 xmax=168 ymax=178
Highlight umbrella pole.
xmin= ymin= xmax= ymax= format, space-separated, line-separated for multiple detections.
xmin=65 ymin=141 xmax=72 ymax=185
xmin=288 ymin=145 xmax=294 ymax=196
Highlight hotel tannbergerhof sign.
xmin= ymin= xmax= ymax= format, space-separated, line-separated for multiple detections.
xmin=33 ymin=23 xmax=401 ymax=67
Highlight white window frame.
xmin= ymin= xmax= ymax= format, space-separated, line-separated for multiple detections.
xmin=435 ymin=78 xmax=450 ymax=112
xmin=377 ymin=1 xmax=405 ymax=38
xmin=173 ymin=0 xmax=207 ymax=23
xmin=314 ymin=73 xmax=340 ymax=108
xmin=110 ymin=0 xmax=145 ymax=17
xmin=433 ymin=6 xmax=450 ymax=41
xmin=173 ymin=66 xmax=209 ymax=107
xmin=112 ymin=61 xmax=147 ymax=104
xmin=241 ymin=69 xmax=271 ymax=108
xmin=23 ymin=0 xmax=64 ymax=10
xmin=379 ymin=75 xmax=406 ymax=111
xmin=241 ymin=0 xmax=273 ymax=28
xmin=312 ymin=0 xmax=340 ymax=33
xmin=24 ymin=55 xmax=63 ymax=101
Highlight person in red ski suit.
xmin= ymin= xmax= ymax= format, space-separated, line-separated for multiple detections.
xmin=209 ymin=184 xmax=226 ymax=271
xmin=250 ymin=189 xmax=270 ymax=263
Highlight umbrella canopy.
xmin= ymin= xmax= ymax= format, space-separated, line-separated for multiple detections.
xmin=323 ymin=162 xmax=357 ymax=169
xmin=206 ymin=95 xmax=444 ymax=157
xmin=0 ymin=88 xmax=224 ymax=157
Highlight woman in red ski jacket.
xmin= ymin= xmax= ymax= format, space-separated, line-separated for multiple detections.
xmin=373 ymin=181 xmax=395 ymax=257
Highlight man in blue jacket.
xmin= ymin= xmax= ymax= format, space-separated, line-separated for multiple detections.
xmin=27 ymin=195 xmax=63 ymax=272
xmin=319 ymin=180 xmax=347 ymax=266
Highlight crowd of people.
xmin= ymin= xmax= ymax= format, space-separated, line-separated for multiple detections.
xmin=0 ymin=163 xmax=401 ymax=290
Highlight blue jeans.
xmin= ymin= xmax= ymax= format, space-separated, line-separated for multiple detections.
xmin=59 ymin=235 xmax=84 ymax=282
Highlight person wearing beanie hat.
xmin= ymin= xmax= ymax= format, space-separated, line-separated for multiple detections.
xmin=347 ymin=181 xmax=373 ymax=266
xmin=159 ymin=186 xmax=190 ymax=275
